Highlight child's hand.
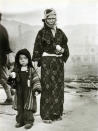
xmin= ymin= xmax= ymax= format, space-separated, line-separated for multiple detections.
xmin=35 ymin=91 xmax=39 ymax=96
xmin=9 ymin=72 xmax=16 ymax=78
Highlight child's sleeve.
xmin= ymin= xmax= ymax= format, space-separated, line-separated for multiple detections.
xmin=7 ymin=67 xmax=17 ymax=89
xmin=7 ymin=72 xmax=16 ymax=89
xmin=31 ymin=68 xmax=41 ymax=93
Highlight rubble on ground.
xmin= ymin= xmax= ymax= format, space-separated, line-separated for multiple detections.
xmin=65 ymin=75 xmax=98 ymax=90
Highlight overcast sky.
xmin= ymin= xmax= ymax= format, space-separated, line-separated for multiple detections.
xmin=0 ymin=0 xmax=98 ymax=26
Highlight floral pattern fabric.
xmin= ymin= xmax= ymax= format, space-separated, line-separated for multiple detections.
xmin=40 ymin=56 xmax=64 ymax=120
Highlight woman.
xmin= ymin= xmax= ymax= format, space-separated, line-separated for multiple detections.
xmin=32 ymin=8 xmax=69 ymax=123
xmin=0 ymin=13 xmax=14 ymax=105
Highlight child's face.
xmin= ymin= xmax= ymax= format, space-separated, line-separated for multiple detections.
xmin=19 ymin=54 xmax=28 ymax=66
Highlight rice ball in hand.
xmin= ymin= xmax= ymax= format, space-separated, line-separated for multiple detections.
xmin=56 ymin=45 xmax=62 ymax=51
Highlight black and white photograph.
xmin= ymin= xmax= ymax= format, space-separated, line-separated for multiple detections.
xmin=0 ymin=0 xmax=98 ymax=130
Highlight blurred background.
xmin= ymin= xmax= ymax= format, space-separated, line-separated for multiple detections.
xmin=0 ymin=0 xmax=98 ymax=80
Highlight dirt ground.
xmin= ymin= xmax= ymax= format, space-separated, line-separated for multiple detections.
xmin=0 ymin=87 xmax=98 ymax=131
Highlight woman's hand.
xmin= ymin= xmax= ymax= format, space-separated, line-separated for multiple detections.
xmin=56 ymin=45 xmax=64 ymax=54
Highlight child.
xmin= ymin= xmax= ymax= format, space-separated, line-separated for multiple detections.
xmin=8 ymin=49 xmax=41 ymax=129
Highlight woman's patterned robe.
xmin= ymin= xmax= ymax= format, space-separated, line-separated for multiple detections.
xmin=32 ymin=25 xmax=69 ymax=120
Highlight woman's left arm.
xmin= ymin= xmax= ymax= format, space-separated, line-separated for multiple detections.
xmin=62 ymin=32 xmax=69 ymax=63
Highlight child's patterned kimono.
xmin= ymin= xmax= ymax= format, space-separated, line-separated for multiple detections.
xmin=10 ymin=67 xmax=41 ymax=125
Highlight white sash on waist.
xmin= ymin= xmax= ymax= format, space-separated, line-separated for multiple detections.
xmin=42 ymin=52 xmax=62 ymax=57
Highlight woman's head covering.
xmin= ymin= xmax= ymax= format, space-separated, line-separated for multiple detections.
xmin=15 ymin=48 xmax=32 ymax=68
xmin=42 ymin=8 xmax=57 ymax=29
xmin=43 ymin=8 xmax=56 ymax=19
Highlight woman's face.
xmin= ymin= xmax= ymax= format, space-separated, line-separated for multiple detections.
xmin=46 ymin=15 xmax=56 ymax=25
xmin=19 ymin=54 xmax=28 ymax=66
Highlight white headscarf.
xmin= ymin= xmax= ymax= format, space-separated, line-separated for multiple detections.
xmin=43 ymin=8 xmax=57 ymax=29
xmin=44 ymin=8 xmax=56 ymax=19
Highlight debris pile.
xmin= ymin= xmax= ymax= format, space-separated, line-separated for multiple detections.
xmin=65 ymin=75 xmax=98 ymax=90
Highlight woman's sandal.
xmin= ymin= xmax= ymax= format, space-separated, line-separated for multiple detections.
xmin=43 ymin=120 xmax=52 ymax=124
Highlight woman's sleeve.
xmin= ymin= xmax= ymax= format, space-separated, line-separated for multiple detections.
xmin=1 ymin=25 xmax=12 ymax=54
xmin=32 ymin=31 xmax=43 ymax=63
xmin=62 ymin=32 xmax=69 ymax=63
